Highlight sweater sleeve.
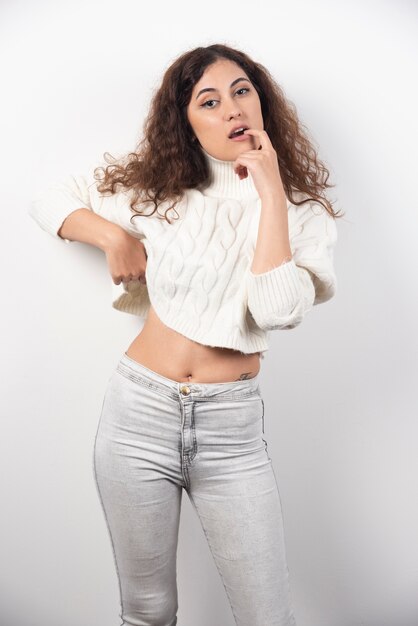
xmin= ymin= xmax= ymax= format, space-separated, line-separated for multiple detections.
xmin=29 ymin=166 xmax=104 ymax=244
xmin=246 ymin=200 xmax=338 ymax=331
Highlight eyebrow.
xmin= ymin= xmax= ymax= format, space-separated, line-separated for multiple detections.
xmin=195 ymin=77 xmax=251 ymax=100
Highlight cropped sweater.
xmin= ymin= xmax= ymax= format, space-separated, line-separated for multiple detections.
xmin=29 ymin=149 xmax=338 ymax=358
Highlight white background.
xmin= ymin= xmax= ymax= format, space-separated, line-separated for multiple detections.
xmin=1 ymin=0 xmax=417 ymax=625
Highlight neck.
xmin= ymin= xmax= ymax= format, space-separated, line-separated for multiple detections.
xmin=199 ymin=148 xmax=259 ymax=201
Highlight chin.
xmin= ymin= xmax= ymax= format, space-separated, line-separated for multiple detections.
xmin=207 ymin=147 xmax=233 ymax=161
xmin=203 ymin=144 xmax=249 ymax=161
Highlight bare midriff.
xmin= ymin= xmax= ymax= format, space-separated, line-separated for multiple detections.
xmin=125 ymin=304 xmax=261 ymax=383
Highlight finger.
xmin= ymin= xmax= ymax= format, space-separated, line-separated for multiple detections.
xmin=232 ymin=151 xmax=260 ymax=175
xmin=242 ymin=128 xmax=272 ymax=150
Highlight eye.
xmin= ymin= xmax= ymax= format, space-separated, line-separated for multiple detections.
xmin=201 ymin=99 xmax=216 ymax=109
xmin=200 ymin=87 xmax=251 ymax=109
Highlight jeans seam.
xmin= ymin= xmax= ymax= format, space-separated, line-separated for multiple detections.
xmin=194 ymin=391 xmax=261 ymax=402
xmin=93 ymin=410 xmax=125 ymax=626
xmin=188 ymin=402 xmax=198 ymax=462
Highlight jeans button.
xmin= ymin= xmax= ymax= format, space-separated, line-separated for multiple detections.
xmin=180 ymin=385 xmax=191 ymax=395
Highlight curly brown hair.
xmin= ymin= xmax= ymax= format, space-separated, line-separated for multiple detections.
xmin=94 ymin=43 xmax=344 ymax=226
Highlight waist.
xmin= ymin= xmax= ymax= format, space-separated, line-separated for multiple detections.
xmin=126 ymin=307 xmax=261 ymax=384
xmin=118 ymin=352 xmax=261 ymax=399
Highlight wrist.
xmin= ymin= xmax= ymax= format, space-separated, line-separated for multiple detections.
xmin=259 ymin=191 xmax=288 ymax=210
xmin=98 ymin=222 xmax=128 ymax=252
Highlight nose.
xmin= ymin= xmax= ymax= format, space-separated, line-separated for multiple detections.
xmin=222 ymin=95 xmax=242 ymax=121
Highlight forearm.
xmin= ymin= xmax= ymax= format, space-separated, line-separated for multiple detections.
xmin=58 ymin=208 xmax=125 ymax=251
xmin=247 ymin=192 xmax=309 ymax=330
xmin=250 ymin=194 xmax=292 ymax=274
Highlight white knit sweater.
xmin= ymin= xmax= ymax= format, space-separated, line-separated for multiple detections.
xmin=29 ymin=149 xmax=338 ymax=357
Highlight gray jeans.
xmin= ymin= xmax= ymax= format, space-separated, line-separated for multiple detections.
xmin=93 ymin=352 xmax=297 ymax=626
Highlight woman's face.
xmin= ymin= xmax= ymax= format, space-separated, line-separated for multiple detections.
xmin=186 ymin=58 xmax=264 ymax=161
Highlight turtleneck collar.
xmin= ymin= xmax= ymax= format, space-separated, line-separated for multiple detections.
xmin=198 ymin=148 xmax=260 ymax=201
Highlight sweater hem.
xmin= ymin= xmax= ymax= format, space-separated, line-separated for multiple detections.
xmin=112 ymin=292 xmax=268 ymax=355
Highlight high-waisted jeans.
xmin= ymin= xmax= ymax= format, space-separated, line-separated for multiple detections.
xmin=92 ymin=352 xmax=297 ymax=626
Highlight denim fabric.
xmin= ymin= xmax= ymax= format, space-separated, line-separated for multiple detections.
xmin=93 ymin=352 xmax=297 ymax=626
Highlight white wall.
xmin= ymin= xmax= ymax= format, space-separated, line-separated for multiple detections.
xmin=1 ymin=0 xmax=417 ymax=624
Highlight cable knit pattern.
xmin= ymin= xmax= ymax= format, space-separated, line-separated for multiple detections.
xmin=29 ymin=149 xmax=338 ymax=357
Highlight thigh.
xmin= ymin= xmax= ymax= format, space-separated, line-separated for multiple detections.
xmin=188 ymin=395 xmax=297 ymax=626
xmin=93 ymin=369 xmax=182 ymax=626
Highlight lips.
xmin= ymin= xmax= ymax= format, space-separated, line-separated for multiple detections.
xmin=228 ymin=125 xmax=249 ymax=139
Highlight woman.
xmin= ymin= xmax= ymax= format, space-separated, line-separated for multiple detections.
xmin=30 ymin=43 xmax=342 ymax=626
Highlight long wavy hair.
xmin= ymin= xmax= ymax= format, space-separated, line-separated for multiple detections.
xmin=94 ymin=43 xmax=344 ymax=225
